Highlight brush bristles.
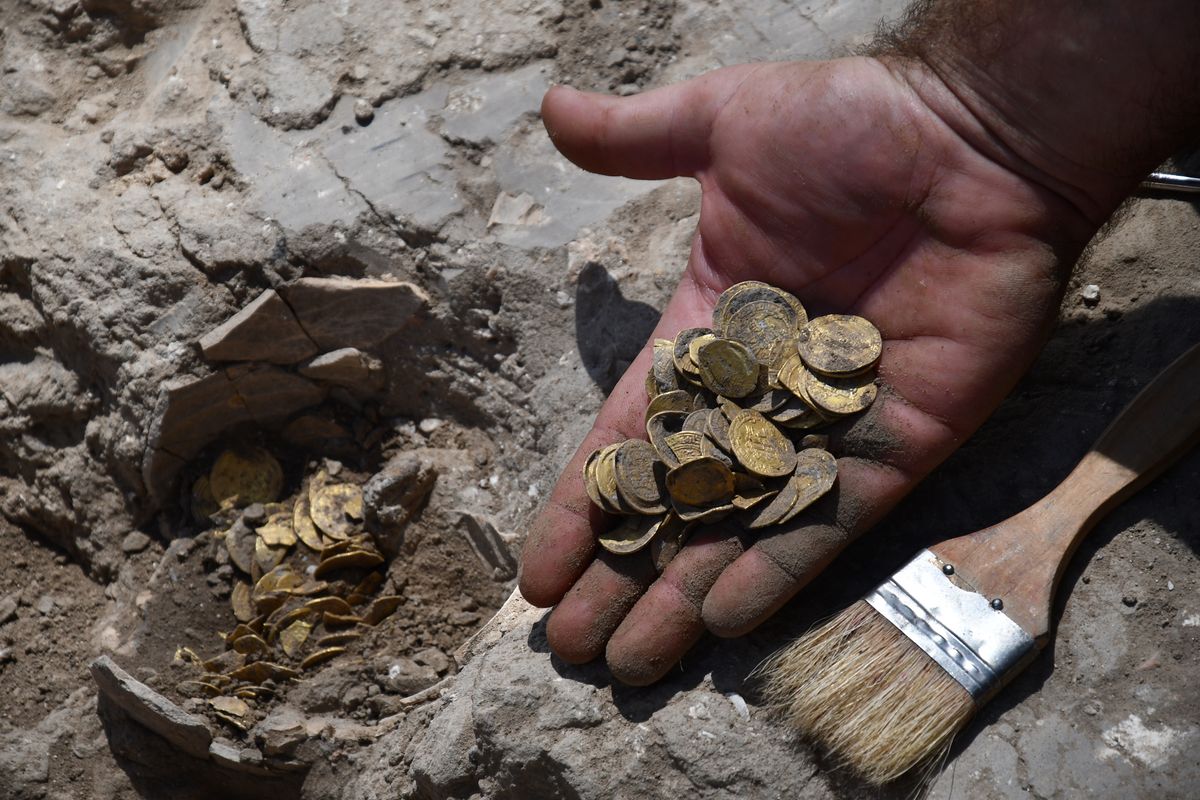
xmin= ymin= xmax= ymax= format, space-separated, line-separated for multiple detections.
xmin=756 ymin=601 xmax=977 ymax=784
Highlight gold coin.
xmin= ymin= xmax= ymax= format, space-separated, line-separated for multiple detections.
xmin=665 ymin=430 xmax=705 ymax=463
xmin=226 ymin=661 xmax=300 ymax=683
xmin=303 ymin=596 xmax=354 ymax=616
xmin=729 ymin=410 xmax=797 ymax=478
xmin=583 ymin=447 xmax=609 ymax=510
xmin=802 ymin=369 xmax=878 ymax=416
xmin=646 ymin=411 xmax=687 ymax=468
xmin=672 ymin=500 xmax=736 ymax=523
xmin=313 ymin=550 xmax=385 ymax=578
xmin=224 ymin=524 xmax=256 ymax=575
xmin=800 ymin=433 xmax=829 ymax=450
xmin=279 ymin=619 xmax=313 ymax=658
xmin=316 ymin=632 xmax=362 ymax=648
xmin=777 ymin=351 xmax=806 ymax=396
xmin=747 ymin=388 xmax=791 ymax=414
xmin=254 ymin=536 xmax=287 ymax=573
xmin=647 ymin=513 xmax=692 ymax=572
xmin=256 ymin=512 xmax=296 ymax=547
xmin=253 ymin=565 xmax=303 ymax=600
xmin=231 ymin=581 xmax=254 ymax=622
xmin=612 ymin=440 xmax=667 ymax=514
xmin=797 ymin=314 xmax=882 ymax=376
xmin=300 ymin=647 xmax=346 ymax=670
xmin=778 ymin=448 xmax=839 ymax=525
xmin=769 ymin=396 xmax=824 ymax=427
xmin=323 ymin=611 xmax=364 ymax=628
xmin=209 ymin=446 xmax=284 ymax=508
xmin=730 ymin=473 xmax=776 ymax=510
xmin=210 ymin=696 xmax=250 ymax=718
xmin=695 ymin=337 xmax=759 ymax=398
xmin=292 ymin=492 xmax=324 ymax=551
xmin=645 ymin=371 xmax=659 ymax=401
xmin=721 ymin=300 xmax=799 ymax=370
xmin=598 ymin=513 xmax=662 ymax=555
xmin=309 ymin=482 xmax=363 ymax=540
xmin=363 ymin=595 xmax=404 ymax=625
xmin=595 ymin=444 xmax=631 ymax=513
xmin=673 ymin=327 xmax=712 ymax=377
xmin=718 ymin=282 xmax=808 ymax=328
xmin=665 ymin=457 xmax=735 ymax=506
xmin=705 ymin=405 xmax=732 ymax=453
xmin=745 ymin=478 xmax=799 ymax=529
xmin=699 ymin=435 xmax=734 ymax=469
xmin=645 ymin=389 xmax=695 ymax=422
xmin=230 ymin=633 xmax=268 ymax=656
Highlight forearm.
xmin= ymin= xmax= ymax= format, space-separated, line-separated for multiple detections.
xmin=872 ymin=0 xmax=1200 ymax=225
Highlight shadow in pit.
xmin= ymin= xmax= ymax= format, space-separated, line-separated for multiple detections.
xmin=96 ymin=693 xmax=306 ymax=800
xmin=574 ymin=262 xmax=661 ymax=395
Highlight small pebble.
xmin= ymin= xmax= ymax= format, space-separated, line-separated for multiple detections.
xmin=1122 ymin=595 xmax=1138 ymax=607
xmin=241 ymin=503 xmax=267 ymax=525
xmin=1167 ymin=580 xmax=1175 ymax=591
xmin=1081 ymin=284 xmax=1101 ymax=306
xmin=121 ymin=531 xmax=152 ymax=554
xmin=418 ymin=418 xmax=443 ymax=435
xmin=354 ymin=98 xmax=375 ymax=125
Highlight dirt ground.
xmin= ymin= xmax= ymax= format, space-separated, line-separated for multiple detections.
xmin=0 ymin=1 xmax=1197 ymax=799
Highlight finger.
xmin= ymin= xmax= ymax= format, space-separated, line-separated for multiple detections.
xmin=518 ymin=274 xmax=718 ymax=608
xmin=604 ymin=527 xmax=745 ymax=686
xmin=702 ymin=382 xmax=951 ymax=637
xmin=541 ymin=65 xmax=758 ymax=180
xmin=545 ymin=550 xmax=657 ymax=664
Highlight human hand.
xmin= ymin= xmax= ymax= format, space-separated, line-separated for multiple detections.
xmin=518 ymin=57 xmax=1106 ymax=685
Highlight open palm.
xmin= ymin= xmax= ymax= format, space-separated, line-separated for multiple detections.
xmin=520 ymin=58 xmax=1099 ymax=684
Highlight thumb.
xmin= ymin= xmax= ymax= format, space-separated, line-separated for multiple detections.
xmin=541 ymin=67 xmax=752 ymax=180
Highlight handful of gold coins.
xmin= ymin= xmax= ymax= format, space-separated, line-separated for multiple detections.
xmin=176 ymin=451 xmax=402 ymax=731
xmin=583 ymin=281 xmax=881 ymax=570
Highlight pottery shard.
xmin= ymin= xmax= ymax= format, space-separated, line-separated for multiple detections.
xmin=199 ymin=289 xmax=319 ymax=365
xmin=148 ymin=372 xmax=251 ymax=460
xmin=90 ymin=655 xmax=213 ymax=759
xmin=298 ymin=347 xmax=384 ymax=390
xmin=281 ymin=278 xmax=428 ymax=351
xmin=225 ymin=364 xmax=326 ymax=427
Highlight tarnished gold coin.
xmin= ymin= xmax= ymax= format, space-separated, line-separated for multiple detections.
xmin=224 ymin=524 xmax=256 ymax=575
xmin=583 ymin=447 xmax=609 ymax=510
xmin=316 ymin=632 xmax=362 ymax=648
xmin=746 ymin=478 xmax=799 ymax=529
xmin=230 ymin=633 xmax=268 ymax=656
xmin=648 ymin=513 xmax=693 ymax=572
xmin=210 ymin=696 xmax=250 ymax=718
xmin=665 ymin=457 xmax=735 ymax=506
xmin=673 ymin=328 xmax=713 ymax=376
xmin=665 ymin=430 xmax=705 ymax=463
xmin=364 ymin=595 xmax=404 ymax=625
xmin=253 ymin=565 xmax=304 ymax=599
xmin=595 ymin=444 xmax=630 ymax=513
xmin=682 ymin=408 xmax=711 ymax=433
xmin=647 ymin=411 xmax=687 ymax=468
xmin=651 ymin=340 xmax=680 ymax=394
xmin=292 ymin=492 xmax=324 ymax=551
xmin=313 ymin=550 xmax=385 ymax=578
xmin=598 ymin=513 xmax=663 ymax=555
xmin=226 ymin=661 xmax=300 ymax=683
xmin=716 ymin=281 xmax=808 ymax=329
xmin=613 ymin=439 xmax=667 ymax=514
xmin=303 ymin=596 xmax=354 ymax=616
xmin=747 ymin=388 xmax=790 ymax=414
xmin=687 ymin=332 xmax=718 ymax=365
xmin=797 ymin=314 xmax=882 ymax=376
xmin=254 ymin=536 xmax=287 ymax=573
xmin=777 ymin=351 xmax=806 ymax=396
xmin=256 ymin=512 xmax=296 ymax=547
xmin=696 ymin=337 xmax=759 ymax=398
xmin=699 ymin=435 xmax=734 ymax=469
xmin=645 ymin=389 xmax=695 ymax=422
xmin=279 ymin=619 xmax=313 ymax=658
xmin=705 ymin=405 xmax=732 ymax=453
xmin=301 ymin=647 xmax=346 ymax=670
xmin=778 ymin=448 xmax=839 ymax=525
xmin=323 ymin=611 xmax=364 ymax=628
xmin=309 ymin=482 xmax=363 ymax=540
xmin=803 ymin=369 xmax=878 ymax=416
xmin=231 ymin=581 xmax=254 ymax=622
xmin=672 ymin=500 xmax=736 ymax=523
xmin=730 ymin=473 xmax=776 ymax=510
xmin=722 ymin=300 xmax=799 ymax=370
xmin=209 ymin=446 xmax=284 ymax=508
xmin=729 ymin=409 xmax=797 ymax=478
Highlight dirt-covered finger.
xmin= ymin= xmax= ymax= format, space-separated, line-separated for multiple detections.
xmin=545 ymin=550 xmax=658 ymax=664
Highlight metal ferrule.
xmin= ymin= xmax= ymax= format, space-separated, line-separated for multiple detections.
xmin=865 ymin=550 xmax=1036 ymax=702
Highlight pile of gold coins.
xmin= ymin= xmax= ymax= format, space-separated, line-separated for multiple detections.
xmin=176 ymin=448 xmax=401 ymax=731
xmin=584 ymin=281 xmax=881 ymax=569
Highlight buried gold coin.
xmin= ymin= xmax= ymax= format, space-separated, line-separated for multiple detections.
xmin=729 ymin=410 xmax=797 ymax=478
xmin=301 ymin=647 xmax=346 ymax=670
xmin=797 ymin=314 xmax=882 ymax=376
xmin=665 ymin=430 xmax=705 ymax=464
xmin=309 ymin=482 xmax=363 ymax=540
xmin=279 ymin=619 xmax=313 ymax=658
xmin=293 ymin=492 xmax=324 ymax=551
xmin=256 ymin=512 xmax=296 ymax=547
xmin=209 ymin=446 xmax=284 ymax=508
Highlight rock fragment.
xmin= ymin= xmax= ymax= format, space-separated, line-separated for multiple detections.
xmin=198 ymin=290 xmax=319 ymax=365
xmin=460 ymin=513 xmax=518 ymax=581
xmin=121 ymin=531 xmax=152 ymax=554
xmin=298 ymin=347 xmax=384 ymax=390
xmin=225 ymin=364 xmax=327 ymax=427
xmin=90 ymin=655 xmax=213 ymax=759
xmin=281 ymin=278 xmax=428 ymax=351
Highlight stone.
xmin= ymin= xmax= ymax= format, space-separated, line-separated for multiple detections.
xmin=253 ymin=706 xmax=308 ymax=758
xmin=362 ymin=453 xmax=437 ymax=552
xmin=383 ymin=658 xmax=438 ymax=695
xmin=90 ymin=655 xmax=213 ymax=759
xmin=281 ymin=278 xmax=428 ymax=351
xmin=1081 ymin=284 xmax=1101 ymax=306
xmin=147 ymin=372 xmax=252 ymax=460
xmin=412 ymin=647 xmax=451 ymax=675
xmin=198 ymin=289 xmax=319 ymax=365
xmin=353 ymin=98 xmax=374 ymax=125
xmin=460 ymin=513 xmax=517 ymax=581
xmin=280 ymin=415 xmax=354 ymax=453
xmin=224 ymin=364 xmax=326 ymax=427
xmin=298 ymin=347 xmax=384 ymax=391
xmin=120 ymin=531 xmax=151 ymax=554
xmin=0 ymin=596 xmax=16 ymax=626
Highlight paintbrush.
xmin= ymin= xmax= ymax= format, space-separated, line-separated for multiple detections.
xmin=756 ymin=341 xmax=1200 ymax=784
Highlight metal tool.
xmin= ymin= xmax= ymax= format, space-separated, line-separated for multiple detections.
xmin=1140 ymin=171 xmax=1200 ymax=194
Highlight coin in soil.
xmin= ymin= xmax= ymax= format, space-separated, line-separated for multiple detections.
xmin=729 ymin=409 xmax=797 ymax=478
xmin=777 ymin=447 xmax=839 ymax=525
xmin=803 ymin=369 xmax=878 ymax=415
xmin=613 ymin=439 xmax=667 ymax=514
xmin=722 ymin=300 xmax=799 ymax=370
xmin=209 ymin=446 xmax=284 ymax=508
xmin=293 ymin=493 xmax=324 ymax=550
xmin=665 ymin=456 xmax=736 ymax=506
xmin=696 ymin=337 xmax=759 ymax=398
xmin=797 ymin=314 xmax=882 ymax=376
xmin=599 ymin=513 xmax=665 ymax=555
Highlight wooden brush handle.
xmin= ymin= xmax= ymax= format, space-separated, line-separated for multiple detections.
xmin=933 ymin=341 xmax=1200 ymax=642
